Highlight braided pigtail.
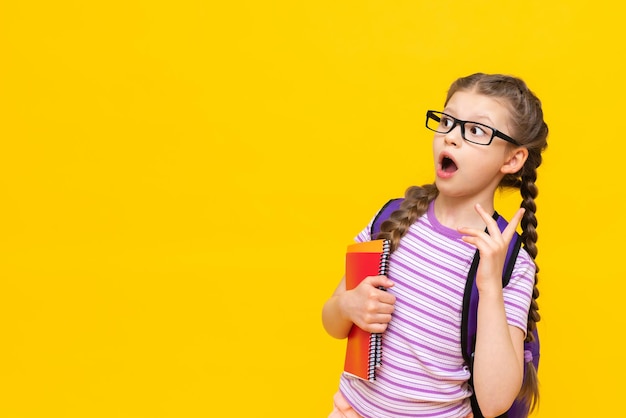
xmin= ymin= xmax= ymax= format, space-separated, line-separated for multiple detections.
xmin=520 ymin=160 xmax=541 ymax=341
xmin=516 ymin=159 xmax=541 ymax=413
xmin=376 ymin=184 xmax=439 ymax=253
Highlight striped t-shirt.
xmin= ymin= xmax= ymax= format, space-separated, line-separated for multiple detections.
xmin=339 ymin=200 xmax=536 ymax=417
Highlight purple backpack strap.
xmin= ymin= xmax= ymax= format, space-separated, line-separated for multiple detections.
xmin=370 ymin=198 xmax=404 ymax=239
xmin=463 ymin=213 xmax=537 ymax=418
xmin=462 ymin=214 xmax=520 ymax=363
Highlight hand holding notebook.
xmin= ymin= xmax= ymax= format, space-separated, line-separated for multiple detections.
xmin=343 ymin=239 xmax=392 ymax=382
xmin=343 ymin=275 xmax=395 ymax=334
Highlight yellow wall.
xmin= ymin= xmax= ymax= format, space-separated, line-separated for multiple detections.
xmin=1 ymin=1 xmax=624 ymax=416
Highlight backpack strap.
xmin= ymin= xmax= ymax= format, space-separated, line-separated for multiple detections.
xmin=461 ymin=212 xmax=522 ymax=418
xmin=370 ymin=198 xmax=404 ymax=239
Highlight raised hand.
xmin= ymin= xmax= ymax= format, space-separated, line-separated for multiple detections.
xmin=458 ymin=204 xmax=525 ymax=292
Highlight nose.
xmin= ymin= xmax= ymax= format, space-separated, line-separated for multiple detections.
xmin=444 ymin=122 xmax=462 ymax=147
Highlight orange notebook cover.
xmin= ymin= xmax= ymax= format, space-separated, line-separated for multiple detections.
xmin=344 ymin=239 xmax=391 ymax=381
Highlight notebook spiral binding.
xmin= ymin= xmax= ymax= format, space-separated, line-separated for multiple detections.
xmin=368 ymin=239 xmax=391 ymax=381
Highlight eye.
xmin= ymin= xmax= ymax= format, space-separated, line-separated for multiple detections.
xmin=441 ymin=115 xmax=454 ymax=129
xmin=468 ymin=123 xmax=487 ymax=137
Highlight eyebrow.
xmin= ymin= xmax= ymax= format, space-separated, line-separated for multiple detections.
xmin=442 ymin=109 xmax=496 ymax=126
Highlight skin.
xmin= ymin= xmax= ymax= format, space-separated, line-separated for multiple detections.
xmin=322 ymin=90 xmax=530 ymax=418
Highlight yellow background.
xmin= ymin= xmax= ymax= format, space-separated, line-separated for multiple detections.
xmin=1 ymin=1 xmax=624 ymax=417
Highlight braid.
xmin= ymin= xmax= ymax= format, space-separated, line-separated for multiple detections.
xmin=520 ymin=160 xmax=541 ymax=342
xmin=516 ymin=162 xmax=541 ymax=413
xmin=376 ymin=184 xmax=439 ymax=253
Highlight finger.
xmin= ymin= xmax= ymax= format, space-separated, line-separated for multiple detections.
xmin=366 ymin=275 xmax=394 ymax=289
xmin=457 ymin=222 xmax=490 ymax=246
xmin=373 ymin=313 xmax=393 ymax=324
xmin=362 ymin=310 xmax=393 ymax=328
xmin=497 ymin=207 xmax=525 ymax=244
xmin=378 ymin=291 xmax=396 ymax=306
xmin=367 ymin=322 xmax=390 ymax=334
xmin=457 ymin=204 xmax=496 ymax=239
xmin=366 ymin=308 xmax=394 ymax=323
xmin=474 ymin=203 xmax=503 ymax=240
xmin=459 ymin=232 xmax=498 ymax=255
xmin=473 ymin=202 xmax=492 ymax=222
xmin=456 ymin=224 xmax=487 ymax=240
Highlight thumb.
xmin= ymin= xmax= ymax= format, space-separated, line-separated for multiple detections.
xmin=367 ymin=275 xmax=394 ymax=289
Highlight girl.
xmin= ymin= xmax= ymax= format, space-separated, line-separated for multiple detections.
xmin=322 ymin=73 xmax=548 ymax=418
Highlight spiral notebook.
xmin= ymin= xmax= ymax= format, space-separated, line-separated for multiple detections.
xmin=344 ymin=239 xmax=391 ymax=382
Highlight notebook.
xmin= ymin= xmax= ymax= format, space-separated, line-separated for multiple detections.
xmin=343 ymin=239 xmax=391 ymax=382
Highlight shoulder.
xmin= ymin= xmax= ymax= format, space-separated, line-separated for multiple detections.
xmin=373 ymin=198 xmax=404 ymax=223
xmin=369 ymin=198 xmax=404 ymax=236
xmin=355 ymin=198 xmax=403 ymax=243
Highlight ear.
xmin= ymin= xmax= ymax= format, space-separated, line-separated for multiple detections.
xmin=501 ymin=147 xmax=529 ymax=174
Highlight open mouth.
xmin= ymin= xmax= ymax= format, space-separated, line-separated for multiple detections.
xmin=441 ymin=156 xmax=458 ymax=173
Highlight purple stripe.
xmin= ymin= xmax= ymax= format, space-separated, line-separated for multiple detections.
xmin=352 ymin=386 xmax=464 ymax=418
xmin=391 ymin=308 xmax=459 ymax=345
xmin=391 ymin=279 xmax=460 ymax=325
xmin=376 ymin=373 xmax=466 ymax=398
xmin=393 ymin=246 xmax=468 ymax=293
xmin=504 ymin=299 xmax=528 ymax=313
xmin=391 ymin=262 xmax=463 ymax=310
xmin=507 ymin=284 xmax=533 ymax=298
xmin=382 ymin=361 xmax=466 ymax=389
xmin=386 ymin=328 xmax=459 ymax=359
xmin=383 ymin=341 xmax=462 ymax=373
xmin=359 ymin=389 xmax=466 ymax=418
xmin=405 ymin=228 xmax=471 ymax=264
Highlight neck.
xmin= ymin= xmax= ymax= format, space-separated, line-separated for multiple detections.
xmin=433 ymin=195 xmax=495 ymax=231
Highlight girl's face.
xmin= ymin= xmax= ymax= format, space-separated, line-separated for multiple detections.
xmin=432 ymin=90 xmax=518 ymax=201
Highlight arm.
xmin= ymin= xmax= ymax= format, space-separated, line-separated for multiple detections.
xmin=322 ymin=275 xmax=396 ymax=339
xmin=472 ymin=291 xmax=525 ymax=417
xmin=459 ymin=205 xmax=526 ymax=417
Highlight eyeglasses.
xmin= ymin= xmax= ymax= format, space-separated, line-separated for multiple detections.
xmin=425 ymin=110 xmax=520 ymax=146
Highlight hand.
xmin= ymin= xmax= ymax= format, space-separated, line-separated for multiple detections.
xmin=458 ymin=204 xmax=525 ymax=293
xmin=343 ymin=275 xmax=396 ymax=334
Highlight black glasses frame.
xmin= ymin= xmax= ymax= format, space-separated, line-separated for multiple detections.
xmin=425 ymin=110 xmax=520 ymax=146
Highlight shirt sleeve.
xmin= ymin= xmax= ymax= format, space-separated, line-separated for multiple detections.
xmin=502 ymin=247 xmax=536 ymax=337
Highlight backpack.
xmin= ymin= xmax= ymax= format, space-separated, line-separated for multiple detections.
xmin=371 ymin=198 xmax=540 ymax=418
